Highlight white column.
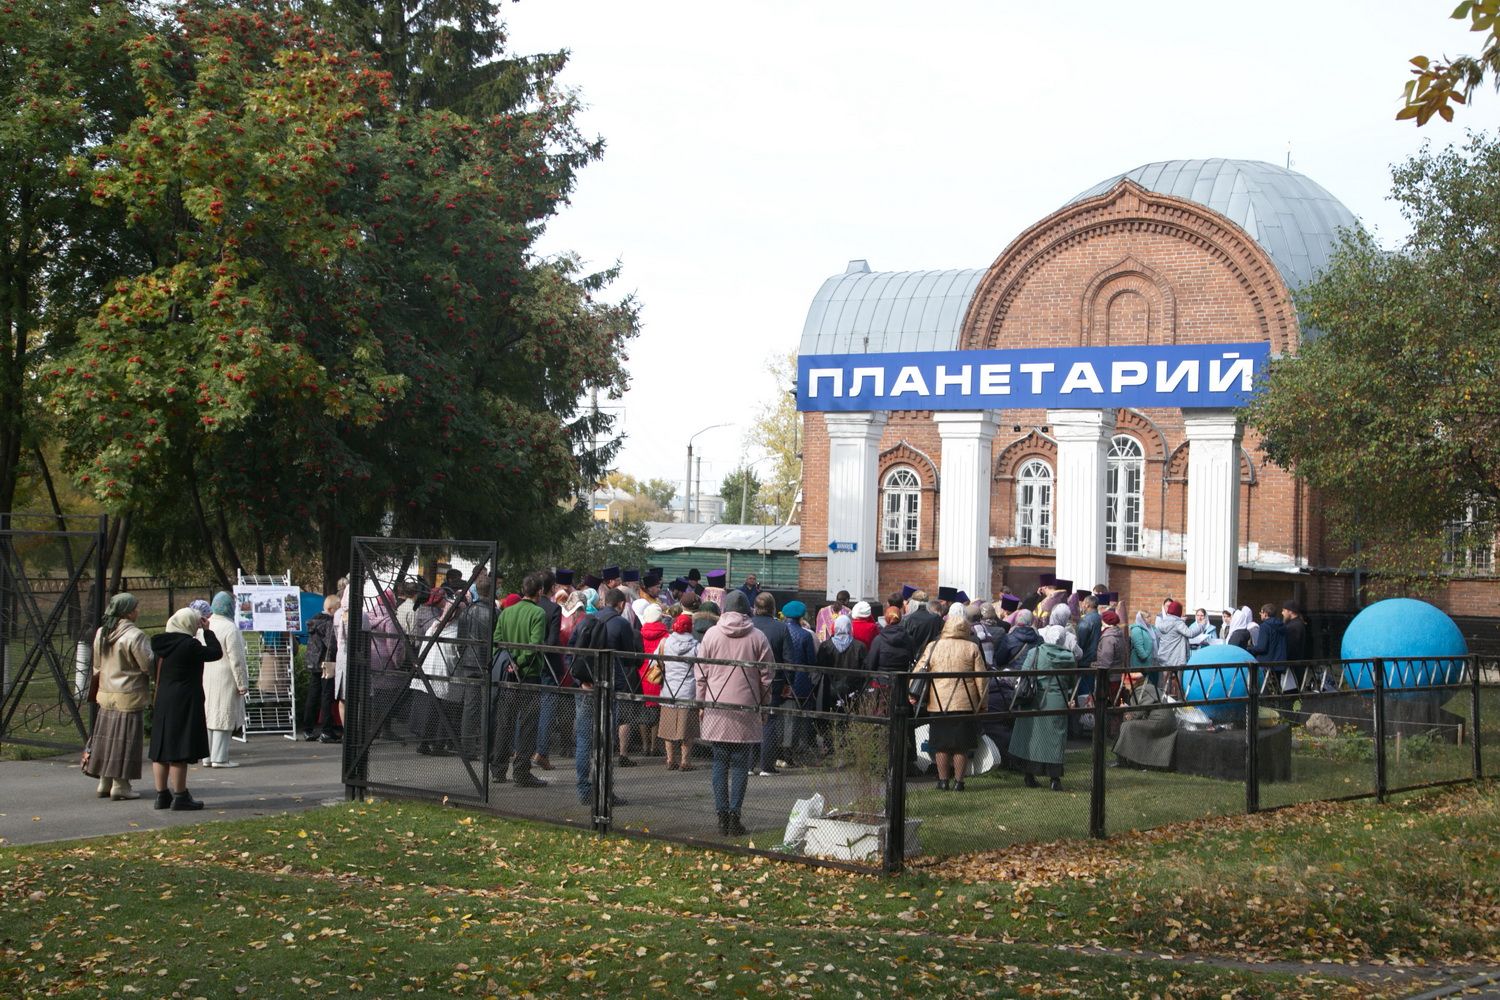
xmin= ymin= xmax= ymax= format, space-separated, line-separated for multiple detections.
xmin=824 ymin=411 xmax=888 ymax=601
xmin=1046 ymin=409 xmax=1110 ymax=590
xmin=934 ymin=411 xmax=1001 ymax=600
xmin=1183 ymin=409 xmax=1242 ymax=614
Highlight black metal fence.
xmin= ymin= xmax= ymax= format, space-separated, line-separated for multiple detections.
xmin=0 ymin=517 xmax=106 ymax=754
xmin=340 ymin=574 xmax=1497 ymax=873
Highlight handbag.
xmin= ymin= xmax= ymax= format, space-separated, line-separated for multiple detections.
xmin=645 ymin=658 xmax=664 ymax=686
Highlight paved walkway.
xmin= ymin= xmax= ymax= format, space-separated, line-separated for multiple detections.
xmin=0 ymin=737 xmax=346 ymax=847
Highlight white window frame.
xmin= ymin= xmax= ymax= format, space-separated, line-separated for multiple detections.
xmin=881 ymin=466 xmax=921 ymax=552
xmin=1443 ymin=504 xmax=1494 ymax=574
xmin=1015 ymin=458 xmax=1053 ymax=548
xmin=1106 ymin=434 xmax=1144 ymax=555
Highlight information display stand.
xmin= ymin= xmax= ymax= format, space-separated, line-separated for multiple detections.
xmin=233 ymin=572 xmax=300 ymax=741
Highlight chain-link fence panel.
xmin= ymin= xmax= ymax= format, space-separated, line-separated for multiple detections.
xmin=1379 ymin=659 xmax=1476 ymax=793
xmin=0 ymin=520 xmax=104 ymax=756
xmin=344 ymin=537 xmax=497 ymax=805
xmin=604 ymin=657 xmax=893 ymax=870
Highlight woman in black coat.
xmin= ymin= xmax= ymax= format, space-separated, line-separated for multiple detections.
xmin=148 ymin=606 xmax=223 ymax=811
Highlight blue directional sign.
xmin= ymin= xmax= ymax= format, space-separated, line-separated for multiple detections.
xmin=828 ymin=541 xmax=858 ymax=553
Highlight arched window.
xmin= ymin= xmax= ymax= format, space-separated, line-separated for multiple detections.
xmin=1015 ymin=459 xmax=1053 ymax=548
xmin=1106 ymin=435 xmax=1144 ymax=555
xmin=881 ymin=466 xmax=921 ymax=552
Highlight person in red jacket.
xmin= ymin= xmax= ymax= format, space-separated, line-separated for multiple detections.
xmin=637 ymin=603 xmax=670 ymax=760
xmin=850 ymin=600 xmax=880 ymax=649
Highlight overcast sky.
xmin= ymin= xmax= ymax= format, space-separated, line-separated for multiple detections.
xmin=502 ymin=0 xmax=1500 ymax=500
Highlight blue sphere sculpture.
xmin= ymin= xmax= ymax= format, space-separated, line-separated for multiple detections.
xmin=1183 ymin=644 xmax=1254 ymax=724
xmin=1341 ymin=598 xmax=1467 ymax=696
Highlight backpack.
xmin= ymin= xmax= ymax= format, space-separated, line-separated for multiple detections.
xmin=1017 ymin=642 xmax=1074 ymax=705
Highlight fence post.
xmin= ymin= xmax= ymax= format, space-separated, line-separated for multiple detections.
xmin=1372 ymin=658 xmax=1387 ymax=803
xmin=342 ymin=541 xmax=368 ymax=801
xmin=1089 ymin=664 xmax=1107 ymax=839
xmin=93 ymin=515 xmax=106 ymax=629
xmin=1471 ymin=655 xmax=1483 ymax=781
xmin=883 ymin=672 xmax=909 ymax=874
xmin=1246 ymin=659 xmax=1260 ymax=814
xmin=593 ymin=655 xmax=613 ymax=834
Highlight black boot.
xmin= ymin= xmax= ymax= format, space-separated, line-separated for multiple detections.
xmin=935 ymin=779 xmax=950 ymax=791
xmin=154 ymin=789 xmax=173 ymax=810
xmin=1024 ymin=773 xmax=1039 ymax=788
xmin=171 ymin=790 xmax=205 ymax=811
xmin=726 ymin=810 xmax=747 ymax=836
xmin=717 ymin=810 xmax=730 ymax=835
xmin=953 ymin=780 xmax=965 ymax=792
xmin=1049 ymin=777 xmax=1063 ymax=792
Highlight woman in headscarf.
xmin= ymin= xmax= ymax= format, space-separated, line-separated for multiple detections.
xmin=408 ymin=590 xmax=461 ymax=755
xmin=148 ymin=606 xmax=223 ymax=810
xmin=1113 ymin=670 xmax=1177 ymax=769
xmin=84 ymin=593 xmax=154 ymax=801
xmin=1129 ymin=610 xmax=1157 ymax=686
xmin=1225 ymin=606 xmax=1257 ymax=651
xmin=657 ymin=612 xmax=700 ymax=771
xmin=367 ymin=588 xmax=409 ymax=738
xmin=202 ymin=591 xmax=249 ymax=768
xmin=816 ymin=614 xmax=868 ymax=706
xmin=1039 ymin=604 xmax=1083 ymax=659
xmin=332 ymin=578 xmax=351 ymax=728
xmin=1093 ymin=608 xmax=1127 ymax=709
xmin=910 ymin=614 xmax=987 ymax=791
xmin=1008 ymin=604 xmax=1076 ymax=791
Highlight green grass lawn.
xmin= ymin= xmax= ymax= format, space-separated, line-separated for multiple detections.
xmin=3 ymin=782 xmax=1498 ymax=998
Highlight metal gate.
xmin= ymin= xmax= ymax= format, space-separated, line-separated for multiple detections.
xmin=342 ymin=536 xmax=497 ymax=804
xmin=0 ymin=515 xmax=107 ymax=755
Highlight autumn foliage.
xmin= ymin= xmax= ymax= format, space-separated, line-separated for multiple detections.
xmin=39 ymin=0 xmax=636 ymax=585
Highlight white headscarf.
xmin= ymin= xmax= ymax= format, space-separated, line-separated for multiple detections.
xmin=165 ymin=607 xmax=202 ymax=636
xmin=1229 ymin=606 xmax=1255 ymax=633
xmin=851 ymin=601 xmax=872 ymax=620
xmin=1049 ymin=604 xmax=1072 ymax=628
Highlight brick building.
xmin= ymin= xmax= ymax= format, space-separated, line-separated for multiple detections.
xmin=795 ymin=159 xmax=1495 ymax=617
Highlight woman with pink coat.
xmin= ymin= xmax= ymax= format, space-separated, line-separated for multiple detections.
xmin=695 ymin=590 xmax=773 ymax=836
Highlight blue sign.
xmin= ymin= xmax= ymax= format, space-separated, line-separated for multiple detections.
xmin=797 ymin=342 xmax=1271 ymax=413
xmin=828 ymin=541 xmax=858 ymax=553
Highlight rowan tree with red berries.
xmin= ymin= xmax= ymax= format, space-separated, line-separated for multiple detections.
xmin=48 ymin=0 xmax=636 ymax=588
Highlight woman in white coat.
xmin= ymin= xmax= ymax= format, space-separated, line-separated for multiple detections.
xmin=203 ymin=591 xmax=249 ymax=767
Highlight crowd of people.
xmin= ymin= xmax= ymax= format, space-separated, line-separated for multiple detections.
xmin=312 ymin=564 xmax=1309 ymax=832
xmin=79 ymin=567 xmax=1309 ymax=831
xmin=83 ymin=591 xmax=248 ymax=810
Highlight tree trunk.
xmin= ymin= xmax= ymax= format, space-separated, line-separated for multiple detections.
xmin=186 ymin=459 xmax=231 ymax=589
xmin=215 ymin=504 xmax=246 ymax=577
xmin=107 ymin=512 xmax=130 ymax=595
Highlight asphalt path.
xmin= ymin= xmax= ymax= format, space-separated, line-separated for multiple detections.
xmin=0 ymin=736 xmax=347 ymax=847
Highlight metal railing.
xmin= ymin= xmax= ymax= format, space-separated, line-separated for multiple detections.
xmin=340 ymin=624 xmax=1496 ymax=874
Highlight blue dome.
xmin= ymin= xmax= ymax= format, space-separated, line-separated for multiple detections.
xmin=1341 ymin=599 xmax=1467 ymax=694
xmin=1183 ymin=644 xmax=1255 ymax=723
xmin=1067 ymin=159 xmax=1360 ymax=301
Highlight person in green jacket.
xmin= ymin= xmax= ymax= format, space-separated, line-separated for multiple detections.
xmin=491 ymin=573 xmax=548 ymax=787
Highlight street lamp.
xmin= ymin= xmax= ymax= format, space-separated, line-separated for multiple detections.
xmin=738 ymin=454 xmax=776 ymax=527
xmin=686 ymin=423 xmax=731 ymax=523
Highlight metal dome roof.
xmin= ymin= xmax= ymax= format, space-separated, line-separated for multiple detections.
xmin=1066 ymin=158 xmax=1360 ymax=296
xmin=797 ymin=261 xmax=984 ymax=357
xmin=798 ymin=159 xmax=1359 ymax=357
